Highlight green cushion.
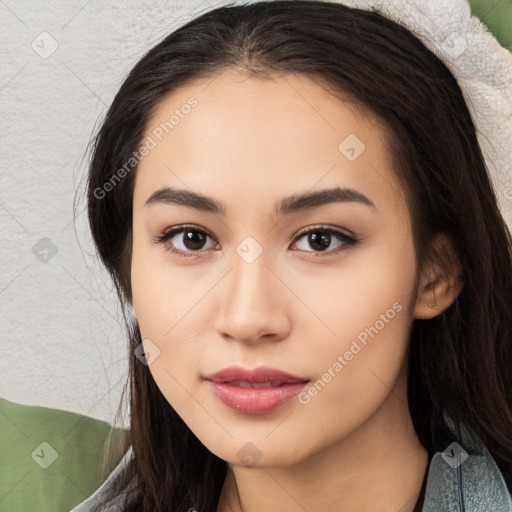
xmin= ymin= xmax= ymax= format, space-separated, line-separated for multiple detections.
xmin=0 ymin=398 xmax=127 ymax=512
xmin=468 ymin=0 xmax=512 ymax=50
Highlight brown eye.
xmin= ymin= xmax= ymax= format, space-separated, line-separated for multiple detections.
xmin=292 ymin=226 xmax=359 ymax=256
xmin=180 ymin=229 xmax=209 ymax=251
xmin=152 ymin=224 xmax=359 ymax=259
xmin=152 ymin=225 xmax=217 ymax=258
xmin=301 ymin=231 xmax=332 ymax=251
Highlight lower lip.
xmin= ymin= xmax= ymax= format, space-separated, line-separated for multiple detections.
xmin=206 ymin=381 xmax=309 ymax=415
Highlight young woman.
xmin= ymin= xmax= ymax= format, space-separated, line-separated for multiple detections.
xmin=71 ymin=1 xmax=512 ymax=510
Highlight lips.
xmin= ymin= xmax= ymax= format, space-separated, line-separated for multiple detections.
xmin=228 ymin=380 xmax=289 ymax=388
xmin=203 ymin=365 xmax=311 ymax=414
xmin=203 ymin=365 xmax=310 ymax=385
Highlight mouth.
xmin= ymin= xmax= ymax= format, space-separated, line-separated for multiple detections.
xmin=203 ymin=364 xmax=310 ymax=384
xmin=225 ymin=380 xmax=306 ymax=388
xmin=203 ymin=365 xmax=310 ymax=414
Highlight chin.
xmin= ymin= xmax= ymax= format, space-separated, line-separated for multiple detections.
xmin=200 ymin=433 xmax=308 ymax=469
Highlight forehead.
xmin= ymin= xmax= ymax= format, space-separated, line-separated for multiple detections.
xmin=133 ymin=69 xmax=407 ymax=221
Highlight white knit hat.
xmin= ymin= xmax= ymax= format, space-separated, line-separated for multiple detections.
xmin=322 ymin=0 xmax=512 ymax=232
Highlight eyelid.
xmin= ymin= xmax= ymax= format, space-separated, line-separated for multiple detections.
xmin=293 ymin=224 xmax=355 ymax=241
xmin=158 ymin=223 xmax=215 ymax=241
xmin=290 ymin=225 xmax=359 ymax=257
xmin=152 ymin=223 xmax=359 ymax=258
xmin=151 ymin=224 xmax=218 ymax=258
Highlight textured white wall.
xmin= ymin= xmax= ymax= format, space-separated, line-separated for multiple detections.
xmin=0 ymin=0 xmax=233 ymax=429
xmin=2 ymin=0 xmax=511 ymax=431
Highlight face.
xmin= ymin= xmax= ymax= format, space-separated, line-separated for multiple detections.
xmin=130 ymin=69 xmax=420 ymax=467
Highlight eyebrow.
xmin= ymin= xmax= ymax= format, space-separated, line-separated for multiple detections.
xmin=144 ymin=186 xmax=377 ymax=216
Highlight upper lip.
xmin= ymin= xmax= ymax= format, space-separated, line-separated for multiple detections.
xmin=203 ymin=365 xmax=310 ymax=384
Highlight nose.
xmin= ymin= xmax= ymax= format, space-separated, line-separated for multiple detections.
xmin=213 ymin=248 xmax=292 ymax=346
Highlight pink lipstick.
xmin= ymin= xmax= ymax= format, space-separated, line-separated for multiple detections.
xmin=203 ymin=365 xmax=310 ymax=415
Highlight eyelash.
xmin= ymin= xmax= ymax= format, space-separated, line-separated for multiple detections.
xmin=152 ymin=224 xmax=360 ymax=259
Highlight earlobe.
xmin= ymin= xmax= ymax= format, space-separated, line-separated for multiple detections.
xmin=414 ymin=277 xmax=463 ymax=319
xmin=413 ymin=282 xmax=439 ymax=320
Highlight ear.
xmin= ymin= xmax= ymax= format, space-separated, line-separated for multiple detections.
xmin=414 ymin=233 xmax=464 ymax=320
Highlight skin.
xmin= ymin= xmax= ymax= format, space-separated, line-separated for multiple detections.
xmin=130 ymin=69 xmax=462 ymax=512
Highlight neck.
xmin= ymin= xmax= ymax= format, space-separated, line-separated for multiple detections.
xmin=217 ymin=367 xmax=429 ymax=512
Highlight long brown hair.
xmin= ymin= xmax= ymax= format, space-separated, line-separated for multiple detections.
xmin=81 ymin=1 xmax=512 ymax=510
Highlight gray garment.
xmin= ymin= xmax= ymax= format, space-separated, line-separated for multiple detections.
xmin=422 ymin=413 xmax=512 ymax=511
xmin=70 ymin=420 xmax=512 ymax=512
xmin=69 ymin=445 xmax=134 ymax=512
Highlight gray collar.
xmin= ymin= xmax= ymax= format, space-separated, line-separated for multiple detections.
xmin=422 ymin=414 xmax=512 ymax=511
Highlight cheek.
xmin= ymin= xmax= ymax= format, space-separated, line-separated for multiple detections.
xmin=130 ymin=236 xmax=181 ymax=381
xmin=130 ymin=244 xmax=208 ymax=423
xmin=303 ymin=231 xmax=416 ymax=347
xmin=297 ymin=235 xmax=416 ymax=398
xmin=130 ymin=237 xmax=213 ymax=381
xmin=130 ymin=229 xmax=190 ymax=336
